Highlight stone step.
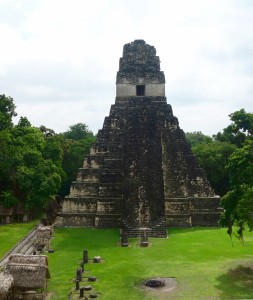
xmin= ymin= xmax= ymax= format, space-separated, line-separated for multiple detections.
xmin=122 ymin=227 xmax=167 ymax=238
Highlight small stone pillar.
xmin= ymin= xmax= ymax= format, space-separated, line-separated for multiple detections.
xmin=121 ymin=231 xmax=129 ymax=247
xmin=80 ymin=261 xmax=85 ymax=273
xmin=80 ymin=287 xmax=84 ymax=298
xmin=75 ymin=279 xmax=80 ymax=290
xmin=83 ymin=249 xmax=89 ymax=263
xmin=76 ymin=268 xmax=82 ymax=282
xmin=140 ymin=229 xmax=149 ymax=247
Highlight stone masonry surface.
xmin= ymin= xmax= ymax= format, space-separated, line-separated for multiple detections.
xmin=56 ymin=40 xmax=221 ymax=237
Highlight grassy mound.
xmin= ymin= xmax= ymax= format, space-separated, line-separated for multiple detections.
xmin=47 ymin=228 xmax=253 ymax=299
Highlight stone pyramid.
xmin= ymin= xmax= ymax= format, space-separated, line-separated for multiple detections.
xmin=56 ymin=40 xmax=221 ymax=237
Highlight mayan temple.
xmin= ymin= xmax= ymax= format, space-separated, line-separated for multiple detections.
xmin=56 ymin=40 xmax=221 ymax=237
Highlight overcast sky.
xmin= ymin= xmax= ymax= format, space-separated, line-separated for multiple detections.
xmin=1 ymin=0 xmax=253 ymax=136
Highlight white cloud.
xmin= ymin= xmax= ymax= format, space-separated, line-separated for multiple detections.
xmin=1 ymin=0 xmax=253 ymax=136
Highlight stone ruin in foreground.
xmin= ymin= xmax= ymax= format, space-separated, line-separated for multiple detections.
xmin=56 ymin=40 xmax=221 ymax=237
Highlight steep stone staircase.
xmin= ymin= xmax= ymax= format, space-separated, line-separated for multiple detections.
xmin=0 ymin=223 xmax=40 ymax=268
xmin=121 ymin=220 xmax=167 ymax=238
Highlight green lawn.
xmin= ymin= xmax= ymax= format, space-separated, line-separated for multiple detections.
xmin=0 ymin=221 xmax=37 ymax=260
xmin=47 ymin=228 xmax=253 ymax=300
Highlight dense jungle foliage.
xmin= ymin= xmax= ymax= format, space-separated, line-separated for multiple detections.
xmin=186 ymin=108 xmax=253 ymax=239
xmin=0 ymin=94 xmax=96 ymax=218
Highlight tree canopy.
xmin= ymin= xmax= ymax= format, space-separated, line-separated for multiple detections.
xmin=185 ymin=110 xmax=253 ymax=241
xmin=63 ymin=122 xmax=93 ymax=140
xmin=216 ymin=109 xmax=253 ymax=240
xmin=214 ymin=109 xmax=253 ymax=147
xmin=0 ymin=94 xmax=17 ymax=130
xmin=185 ymin=131 xmax=213 ymax=147
xmin=220 ymin=140 xmax=253 ymax=238
xmin=192 ymin=141 xmax=236 ymax=196
xmin=0 ymin=94 xmax=96 ymax=218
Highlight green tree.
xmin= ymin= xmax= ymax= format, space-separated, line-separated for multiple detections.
xmin=0 ymin=96 xmax=97 ymax=217
xmin=0 ymin=130 xmax=16 ymax=184
xmin=0 ymin=113 xmax=64 ymax=215
xmin=192 ymin=141 xmax=236 ymax=196
xmin=215 ymin=109 xmax=253 ymax=147
xmin=39 ymin=125 xmax=55 ymax=137
xmin=0 ymin=191 xmax=18 ymax=207
xmin=18 ymin=116 xmax=31 ymax=128
xmin=43 ymin=134 xmax=64 ymax=167
xmin=229 ymin=109 xmax=253 ymax=135
xmin=0 ymin=94 xmax=17 ymax=130
xmin=12 ymin=123 xmax=63 ymax=211
xmin=185 ymin=131 xmax=213 ymax=147
xmin=63 ymin=123 xmax=93 ymax=140
xmin=17 ymin=158 xmax=61 ymax=211
xmin=220 ymin=140 xmax=253 ymax=240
